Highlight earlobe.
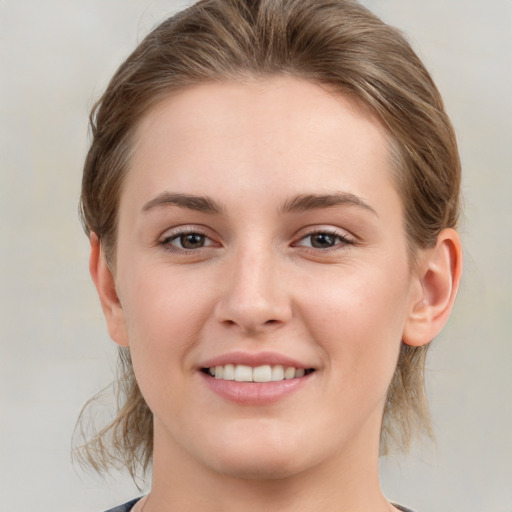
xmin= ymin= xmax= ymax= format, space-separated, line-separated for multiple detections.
xmin=402 ymin=228 xmax=463 ymax=347
xmin=89 ymin=232 xmax=129 ymax=347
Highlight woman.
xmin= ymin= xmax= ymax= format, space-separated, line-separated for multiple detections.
xmin=76 ymin=0 xmax=462 ymax=510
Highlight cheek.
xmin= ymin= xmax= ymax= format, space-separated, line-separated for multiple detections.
xmin=122 ymin=261 xmax=210 ymax=334
xmin=118 ymin=265 xmax=213 ymax=391
xmin=300 ymin=263 xmax=410 ymax=390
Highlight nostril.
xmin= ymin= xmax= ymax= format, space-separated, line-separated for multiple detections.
xmin=214 ymin=291 xmax=292 ymax=332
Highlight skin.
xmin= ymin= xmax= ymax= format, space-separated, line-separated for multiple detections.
xmin=90 ymin=77 xmax=462 ymax=512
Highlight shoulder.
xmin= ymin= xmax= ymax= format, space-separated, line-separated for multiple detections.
xmin=103 ymin=497 xmax=142 ymax=512
xmin=394 ymin=505 xmax=417 ymax=512
xmin=102 ymin=498 xmax=413 ymax=512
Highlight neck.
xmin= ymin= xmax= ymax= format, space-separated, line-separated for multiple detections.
xmin=146 ymin=416 xmax=394 ymax=512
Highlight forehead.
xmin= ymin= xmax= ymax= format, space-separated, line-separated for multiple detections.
xmin=123 ymin=77 xmax=398 ymax=213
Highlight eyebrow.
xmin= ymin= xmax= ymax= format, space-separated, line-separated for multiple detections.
xmin=142 ymin=192 xmax=224 ymax=214
xmin=141 ymin=191 xmax=377 ymax=217
xmin=281 ymin=192 xmax=377 ymax=216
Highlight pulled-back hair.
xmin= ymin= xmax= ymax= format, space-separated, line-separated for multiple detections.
xmin=76 ymin=0 xmax=460 ymax=479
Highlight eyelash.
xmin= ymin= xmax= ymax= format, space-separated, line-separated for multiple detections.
xmin=158 ymin=227 xmax=354 ymax=254
xmin=293 ymin=229 xmax=354 ymax=251
xmin=159 ymin=227 xmax=216 ymax=253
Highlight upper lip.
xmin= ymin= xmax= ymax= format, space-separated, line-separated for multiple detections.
xmin=199 ymin=351 xmax=313 ymax=370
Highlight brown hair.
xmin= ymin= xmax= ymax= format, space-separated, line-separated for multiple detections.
xmin=76 ymin=0 xmax=460 ymax=478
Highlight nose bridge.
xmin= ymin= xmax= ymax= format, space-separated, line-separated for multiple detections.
xmin=215 ymin=240 xmax=292 ymax=332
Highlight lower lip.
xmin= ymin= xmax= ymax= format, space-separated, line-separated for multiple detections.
xmin=199 ymin=372 xmax=312 ymax=405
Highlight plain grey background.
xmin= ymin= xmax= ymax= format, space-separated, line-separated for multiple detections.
xmin=1 ymin=1 xmax=511 ymax=511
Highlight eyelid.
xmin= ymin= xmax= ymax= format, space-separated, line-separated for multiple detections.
xmin=158 ymin=225 xmax=220 ymax=251
xmin=157 ymin=224 xmax=355 ymax=253
xmin=292 ymin=226 xmax=355 ymax=249
xmin=159 ymin=224 xmax=208 ymax=240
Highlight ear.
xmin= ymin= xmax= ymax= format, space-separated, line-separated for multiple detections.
xmin=89 ymin=232 xmax=129 ymax=347
xmin=402 ymin=228 xmax=462 ymax=347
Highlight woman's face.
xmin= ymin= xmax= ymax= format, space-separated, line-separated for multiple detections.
xmin=109 ymin=77 xmax=422 ymax=479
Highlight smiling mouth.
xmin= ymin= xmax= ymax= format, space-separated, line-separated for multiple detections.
xmin=201 ymin=364 xmax=315 ymax=383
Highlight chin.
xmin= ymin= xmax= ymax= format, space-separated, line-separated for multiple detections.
xmin=212 ymin=451 xmax=306 ymax=481
xmin=198 ymin=423 xmax=321 ymax=480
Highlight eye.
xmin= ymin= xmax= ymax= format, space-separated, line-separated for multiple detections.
xmin=173 ymin=233 xmax=208 ymax=249
xmin=160 ymin=228 xmax=217 ymax=252
xmin=295 ymin=230 xmax=353 ymax=250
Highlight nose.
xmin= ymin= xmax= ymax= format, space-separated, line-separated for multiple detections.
xmin=214 ymin=246 xmax=293 ymax=334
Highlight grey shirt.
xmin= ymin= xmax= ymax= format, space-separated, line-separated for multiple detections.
xmin=104 ymin=498 xmax=416 ymax=512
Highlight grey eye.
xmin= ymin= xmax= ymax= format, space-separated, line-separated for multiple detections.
xmin=308 ymin=233 xmax=337 ymax=248
xmin=295 ymin=229 xmax=353 ymax=251
xmin=176 ymin=233 xmax=206 ymax=249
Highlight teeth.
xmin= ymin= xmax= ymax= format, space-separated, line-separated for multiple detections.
xmin=223 ymin=364 xmax=235 ymax=380
xmin=271 ymin=365 xmax=284 ymax=381
xmin=207 ymin=364 xmax=310 ymax=382
xmin=253 ymin=365 xmax=272 ymax=382
xmin=284 ymin=366 xmax=296 ymax=379
xmin=234 ymin=364 xmax=253 ymax=382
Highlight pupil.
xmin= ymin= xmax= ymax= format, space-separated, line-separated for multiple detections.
xmin=311 ymin=233 xmax=335 ymax=248
xmin=181 ymin=233 xmax=204 ymax=249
